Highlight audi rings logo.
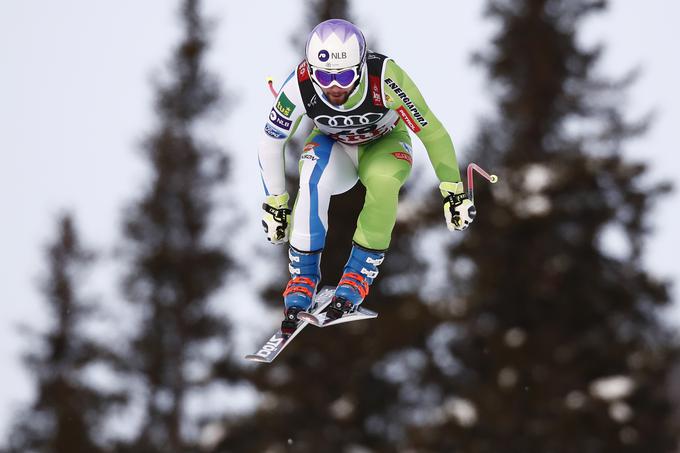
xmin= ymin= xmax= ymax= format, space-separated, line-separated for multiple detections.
xmin=315 ymin=113 xmax=382 ymax=127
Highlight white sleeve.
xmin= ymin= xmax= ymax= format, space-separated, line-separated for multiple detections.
xmin=257 ymin=69 xmax=306 ymax=196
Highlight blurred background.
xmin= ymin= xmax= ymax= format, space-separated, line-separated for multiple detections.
xmin=1 ymin=0 xmax=679 ymax=451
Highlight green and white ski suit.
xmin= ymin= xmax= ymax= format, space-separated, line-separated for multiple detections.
xmin=258 ymin=51 xmax=462 ymax=251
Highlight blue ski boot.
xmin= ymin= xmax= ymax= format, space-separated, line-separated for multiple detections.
xmin=326 ymin=243 xmax=385 ymax=321
xmin=281 ymin=247 xmax=321 ymax=335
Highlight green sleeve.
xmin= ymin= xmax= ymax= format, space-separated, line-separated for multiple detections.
xmin=383 ymin=59 xmax=461 ymax=183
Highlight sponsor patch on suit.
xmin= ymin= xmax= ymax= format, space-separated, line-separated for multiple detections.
xmin=264 ymin=123 xmax=287 ymax=139
xmin=269 ymin=108 xmax=292 ymax=130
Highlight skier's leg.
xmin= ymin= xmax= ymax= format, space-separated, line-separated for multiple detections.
xmin=354 ymin=127 xmax=413 ymax=250
xmin=328 ymin=129 xmax=413 ymax=318
xmin=283 ymin=131 xmax=358 ymax=332
xmin=289 ymin=131 xmax=358 ymax=252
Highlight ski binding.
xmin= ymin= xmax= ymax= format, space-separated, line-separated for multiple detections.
xmin=244 ymin=287 xmax=335 ymax=363
xmin=297 ymin=291 xmax=378 ymax=327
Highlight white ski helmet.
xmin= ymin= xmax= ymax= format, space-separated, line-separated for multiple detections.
xmin=305 ymin=19 xmax=367 ymax=71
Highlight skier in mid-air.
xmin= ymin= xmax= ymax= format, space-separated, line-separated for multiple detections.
xmin=258 ymin=19 xmax=476 ymax=334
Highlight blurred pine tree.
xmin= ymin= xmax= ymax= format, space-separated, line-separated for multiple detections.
xmin=117 ymin=1 xmax=239 ymax=451
xmin=6 ymin=214 xmax=127 ymax=453
xmin=403 ymin=1 xmax=680 ymax=452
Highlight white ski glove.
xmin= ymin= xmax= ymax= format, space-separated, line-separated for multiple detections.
xmin=262 ymin=193 xmax=291 ymax=244
xmin=439 ymin=181 xmax=476 ymax=231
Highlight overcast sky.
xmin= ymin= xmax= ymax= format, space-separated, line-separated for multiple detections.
xmin=1 ymin=0 xmax=678 ymax=440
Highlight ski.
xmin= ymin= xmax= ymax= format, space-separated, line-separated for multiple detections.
xmin=244 ymin=287 xmax=335 ymax=363
xmin=297 ymin=288 xmax=378 ymax=327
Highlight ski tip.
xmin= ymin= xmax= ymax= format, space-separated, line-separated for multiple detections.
xmin=357 ymin=307 xmax=378 ymax=317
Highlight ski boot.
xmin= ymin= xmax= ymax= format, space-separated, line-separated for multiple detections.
xmin=326 ymin=243 xmax=385 ymax=321
xmin=281 ymin=247 xmax=321 ymax=335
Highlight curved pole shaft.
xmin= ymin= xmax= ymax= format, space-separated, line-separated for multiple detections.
xmin=467 ymin=163 xmax=499 ymax=203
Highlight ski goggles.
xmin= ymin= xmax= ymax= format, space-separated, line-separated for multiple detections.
xmin=310 ymin=65 xmax=362 ymax=89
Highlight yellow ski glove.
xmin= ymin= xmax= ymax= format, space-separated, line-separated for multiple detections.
xmin=439 ymin=181 xmax=476 ymax=231
xmin=262 ymin=193 xmax=291 ymax=244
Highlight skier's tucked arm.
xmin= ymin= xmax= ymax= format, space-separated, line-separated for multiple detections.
xmin=258 ymin=70 xmax=306 ymax=243
xmin=382 ymin=60 xmax=461 ymax=183
xmin=382 ymin=60 xmax=475 ymax=231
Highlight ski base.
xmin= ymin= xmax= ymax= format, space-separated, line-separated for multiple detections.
xmin=297 ymin=306 xmax=377 ymax=327
xmin=244 ymin=287 xmax=335 ymax=363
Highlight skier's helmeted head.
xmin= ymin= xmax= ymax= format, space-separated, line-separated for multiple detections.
xmin=305 ymin=19 xmax=366 ymax=106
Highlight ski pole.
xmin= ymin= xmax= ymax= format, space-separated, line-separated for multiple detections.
xmin=467 ymin=162 xmax=498 ymax=203
xmin=267 ymin=77 xmax=278 ymax=98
